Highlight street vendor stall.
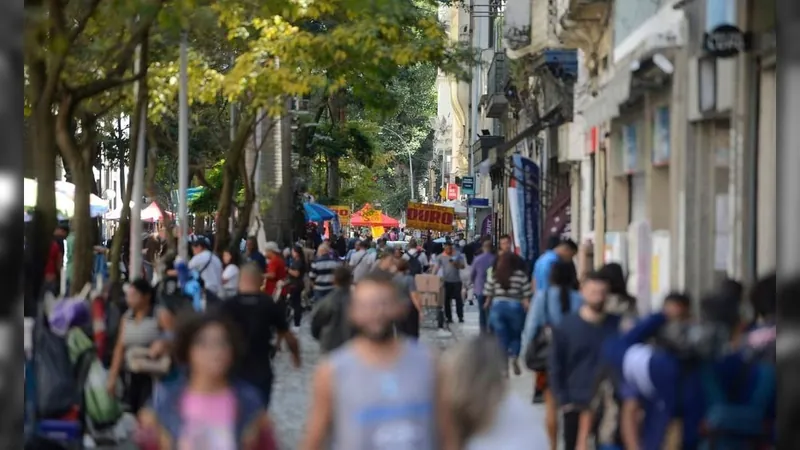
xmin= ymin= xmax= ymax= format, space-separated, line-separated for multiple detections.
xmin=350 ymin=204 xmax=399 ymax=237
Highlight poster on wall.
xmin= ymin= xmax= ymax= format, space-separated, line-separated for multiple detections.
xmin=652 ymin=107 xmax=670 ymax=166
xmin=623 ymin=124 xmax=638 ymax=173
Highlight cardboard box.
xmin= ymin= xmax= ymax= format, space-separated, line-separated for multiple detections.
xmin=415 ymin=274 xmax=441 ymax=293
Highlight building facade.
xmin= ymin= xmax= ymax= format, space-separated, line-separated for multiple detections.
xmin=557 ymin=0 xmax=775 ymax=306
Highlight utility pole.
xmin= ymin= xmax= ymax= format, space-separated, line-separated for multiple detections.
xmin=129 ymin=42 xmax=147 ymax=278
xmin=229 ymin=54 xmax=237 ymax=237
xmin=177 ymin=31 xmax=189 ymax=260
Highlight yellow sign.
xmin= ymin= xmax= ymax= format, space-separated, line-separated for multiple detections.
xmin=371 ymin=226 xmax=385 ymax=238
xmin=327 ymin=205 xmax=351 ymax=226
xmin=406 ymin=202 xmax=455 ymax=232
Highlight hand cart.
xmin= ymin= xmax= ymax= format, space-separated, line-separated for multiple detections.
xmin=414 ymin=274 xmax=447 ymax=330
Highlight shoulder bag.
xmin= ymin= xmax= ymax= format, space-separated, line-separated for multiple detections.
xmin=524 ymin=290 xmax=553 ymax=372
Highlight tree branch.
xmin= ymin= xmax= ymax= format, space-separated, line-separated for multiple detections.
xmin=72 ymin=72 xmax=145 ymax=103
xmin=71 ymin=0 xmax=165 ymax=102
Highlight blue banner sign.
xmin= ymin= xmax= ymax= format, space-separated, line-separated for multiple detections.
xmin=512 ymin=154 xmax=541 ymax=265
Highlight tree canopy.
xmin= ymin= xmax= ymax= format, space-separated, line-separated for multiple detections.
xmin=24 ymin=0 xmax=471 ymax=291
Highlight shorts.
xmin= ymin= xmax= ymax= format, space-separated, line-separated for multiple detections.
xmin=242 ymin=371 xmax=274 ymax=408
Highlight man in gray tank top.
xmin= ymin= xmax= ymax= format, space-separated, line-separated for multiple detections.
xmin=301 ymin=270 xmax=457 ymax=450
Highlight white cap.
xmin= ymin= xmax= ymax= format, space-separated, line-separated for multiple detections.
xmin=264 ymin=241 xmax=280 ymax=254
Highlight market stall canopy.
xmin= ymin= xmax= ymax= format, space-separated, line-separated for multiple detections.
xmin=304 ymin=202 xmax=337 ymax=222
xmin=24 ymin=178 xmax=75 ymax=219
xmin=141 ymin=202 xmax=172 ymax=222
xmin=351 ymin=204 xmax=399 ymax=228
xmin=104 ymin=201 xmax=172 ymax=222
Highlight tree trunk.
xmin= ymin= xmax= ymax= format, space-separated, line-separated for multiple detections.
xmin=68 ymin=167 xmax=95 ymax=294
xmin=215 ymin=115 xmax=255 ymax=253
xmin=326 ymin=154 xmax=341 ymax=200
xmin=55 ymin=102 xmax=100 ymax=295
xmin=109 ymin=107 xmax=143 ymax=284
xmin=29 ymin=102 xmax=58 ymax=302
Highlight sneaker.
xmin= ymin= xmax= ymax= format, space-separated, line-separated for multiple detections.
xmin=436 ymin=329 xmax=451 ymax=338
xmin=291 ymin=325 xmax=301 ymax=333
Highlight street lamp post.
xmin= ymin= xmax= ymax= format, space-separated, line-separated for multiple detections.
xmin=379 ymin=127 xmax=414 ymax=201
xmin=177 ymin=31 xmax=189 ymax=260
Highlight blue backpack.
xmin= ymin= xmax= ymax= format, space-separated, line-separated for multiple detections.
xmin=700 ymin=361 xmax=775 ymax=450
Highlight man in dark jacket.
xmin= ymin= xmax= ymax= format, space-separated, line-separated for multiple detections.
xmin=311 ymin=266 xmax=354 ymax=353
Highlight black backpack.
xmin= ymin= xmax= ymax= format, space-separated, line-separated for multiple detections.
xmin=406 ymin=251 xmax=423 ymax=276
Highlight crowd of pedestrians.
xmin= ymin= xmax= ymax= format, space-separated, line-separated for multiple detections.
xmin=28 ymin=220 xmax=777 ymax=450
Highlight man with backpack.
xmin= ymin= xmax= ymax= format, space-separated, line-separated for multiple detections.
xmin=401 ymin=238 xmax=428 ymax=275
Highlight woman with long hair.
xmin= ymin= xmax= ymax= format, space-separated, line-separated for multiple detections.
xmin=522 ymin=261 xmax=582 ymax=450
xmin=483 ymin=252 xmax=533 ymax=376
xmin=220 ymin=248 xmax=241 ymax=300
xmin=597 ymin=263 xmax=637 ymax=330
xmin=107 ymin=278 xmax=175 ymax=414
xmin=137 ymin=312 xmax=277 ymax=449
xmin=441 ymin=335 xmax=543 ymax=449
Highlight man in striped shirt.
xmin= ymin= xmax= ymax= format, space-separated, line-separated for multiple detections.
xmin=310 ymin=243 xmax=340 ymax=303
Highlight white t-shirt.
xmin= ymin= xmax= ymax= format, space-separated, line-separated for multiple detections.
xmin=349 ymin=249 xmax=373 ymax=282
xmin=188 ymin=250 xmax=224 ymax=295
xmin=221 ymin=264 xmax=240 ymax=297
xmin=465 ymin=393 xmax=545 ymax=450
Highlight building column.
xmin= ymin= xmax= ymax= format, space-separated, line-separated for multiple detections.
xmin=728 ymin=0 xmax=756 ymax=281
xmin=670 ymin=39 xmax=690 ymax=289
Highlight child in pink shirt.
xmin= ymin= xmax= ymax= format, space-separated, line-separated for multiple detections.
xmin=137 ymin=313 xmax=277 ymax=450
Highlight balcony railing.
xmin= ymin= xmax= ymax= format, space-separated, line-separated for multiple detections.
xmin=485 ymin=52 xmax=509 ymax=118
xmin=487 ymin=52 xmax=508 ymax=95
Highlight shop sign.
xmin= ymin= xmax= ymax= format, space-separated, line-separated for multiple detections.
xmin=461 ymin=176 xmax=475 ymax=195
xmin=406 ymin=202 xmax=455 ymax=232
xmin=447 ymin=183 xmax=459 ymax=200
xmin=467 ymin=198 xmax=489 ymax=208
xmin=652 ymin=106 xmax=670 ymax=166
xmin=326 ymin=205 xmax=351 ymax=225
xmin=703 ymin=24 xmax=751 ymax=58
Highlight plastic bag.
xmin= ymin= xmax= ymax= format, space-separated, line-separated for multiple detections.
xmin=35 ymin=319 xmax=79 ymax=419
xmin=83 ymin=359 xmax=123 ymax=426
xmin=48 ymin=298 xmax=90 ymax=337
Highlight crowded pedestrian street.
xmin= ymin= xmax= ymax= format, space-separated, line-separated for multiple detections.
xmin=23 ymin=0 xmax=778 ymax=448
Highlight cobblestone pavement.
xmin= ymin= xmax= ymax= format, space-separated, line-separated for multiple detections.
xmin=268 ymin=302 xmax=546 ymax=449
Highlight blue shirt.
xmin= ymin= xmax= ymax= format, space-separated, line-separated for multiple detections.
xmin=603 ymin=314 xmax=776 ymax=450
xmin=522 ymin=286 xmax=583 ymax=345
xmin=532 ymin=250 xmax=559 ymax=292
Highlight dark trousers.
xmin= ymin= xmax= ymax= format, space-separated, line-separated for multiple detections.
xmin=443 ymin=281 xmax=464 ymax=322
xmin=288 ymin=285 xmax=304 ymax=327
xmin=562 ymin=410 xmax=581 ymax=450
xmin=399 ymin=305 xmax=420 ymax=338
xmin=476 ymin=294 xmax=488 ymax=332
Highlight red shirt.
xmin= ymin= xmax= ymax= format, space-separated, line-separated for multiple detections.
xmin=263 ymin=254 xmax=287 ymax=297
xmin=44 ymin=240 xmax=62 ymax=277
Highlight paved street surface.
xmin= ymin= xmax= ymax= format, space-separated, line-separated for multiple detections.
xmin=269 ymin=303 xmax=548 ymax=448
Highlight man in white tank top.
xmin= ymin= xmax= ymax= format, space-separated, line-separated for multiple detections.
xmin=300 ymin=270 xmax=458 ymax=450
